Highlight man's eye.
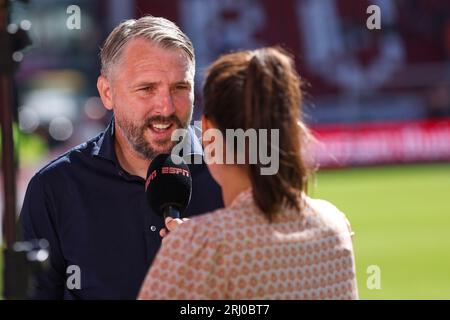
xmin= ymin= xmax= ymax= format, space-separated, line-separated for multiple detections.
xmin=138 ymin=85 xmax=156 ymax=93
xmin=175 ymin=84 xmax=189 ymax=91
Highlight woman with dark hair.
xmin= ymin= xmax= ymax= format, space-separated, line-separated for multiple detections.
xmin=138 ymin=47 xmax=358 ymax=300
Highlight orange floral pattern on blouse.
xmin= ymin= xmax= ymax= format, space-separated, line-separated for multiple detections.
xmin=138 ymin=189 xmax=358 ymax=300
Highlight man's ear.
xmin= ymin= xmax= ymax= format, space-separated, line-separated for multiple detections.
xmin=97 ymin=75 xmax=113 ymax=111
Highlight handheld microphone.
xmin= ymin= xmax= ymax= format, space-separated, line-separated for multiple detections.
xmin=145 ymin=153 xmax=192 ymax=220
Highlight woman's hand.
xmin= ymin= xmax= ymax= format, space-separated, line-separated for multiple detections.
xmin=159 ymin=217 xmax=190 ymax=238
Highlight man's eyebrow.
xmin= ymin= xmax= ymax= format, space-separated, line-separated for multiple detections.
xmin=130 ymin=81 xmax=160 ymax=89
xmin=173 ymin=80 xmax=192 ymax=87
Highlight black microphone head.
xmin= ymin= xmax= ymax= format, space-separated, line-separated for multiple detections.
xmin=145 ymin=153 xmax=192 ymax=218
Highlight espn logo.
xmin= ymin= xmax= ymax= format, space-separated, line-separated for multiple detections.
xmin=161 ymin=167 xmax=190 ymax=177
xmin=145 ymin=167 xmax=190 ymax=190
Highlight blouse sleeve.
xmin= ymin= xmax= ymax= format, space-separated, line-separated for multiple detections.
xmin=137 ymin=218 xmax=230 ymax=300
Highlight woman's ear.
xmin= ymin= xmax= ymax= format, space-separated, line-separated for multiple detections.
xmin=201 ymin=116 xmax=212 ymax=147
xmin=201 ymin=117 xmax=225 ymax=165
xmin=201 ymin=116 xmax=211 ymax=131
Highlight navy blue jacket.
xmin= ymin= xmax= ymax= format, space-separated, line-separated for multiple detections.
xmin=20 ymin=118 xmax=223 ymax=299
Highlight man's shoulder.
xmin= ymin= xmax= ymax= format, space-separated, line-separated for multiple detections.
xmin=33 ymin=132 xmax=104 ymax=181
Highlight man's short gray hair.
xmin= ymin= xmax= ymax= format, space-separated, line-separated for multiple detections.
xmin=100 ymin=16 xmax=195 ymax=78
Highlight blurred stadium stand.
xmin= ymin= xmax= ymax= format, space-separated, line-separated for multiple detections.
xmin=6 ymin=0 xmax=450 ymax=142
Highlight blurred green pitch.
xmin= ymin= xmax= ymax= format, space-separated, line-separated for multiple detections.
xmin=312 ymin=163 xmax=450 ymax=299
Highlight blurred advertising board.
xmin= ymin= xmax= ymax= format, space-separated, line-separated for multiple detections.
xmin=311 ymin=118 xmax=450 ymax=167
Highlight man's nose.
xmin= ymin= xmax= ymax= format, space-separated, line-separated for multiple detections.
xmin=153 ymin=88 xmax=176 ymax=116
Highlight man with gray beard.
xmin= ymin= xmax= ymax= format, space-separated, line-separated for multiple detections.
xmin=20 ymin=16 xmax=223 ymax=299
